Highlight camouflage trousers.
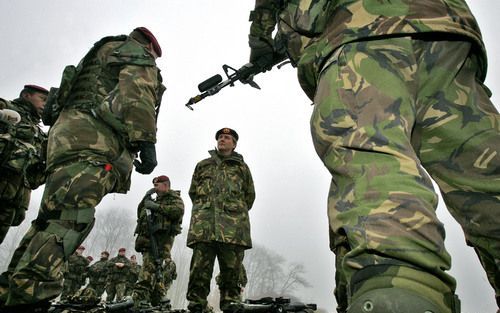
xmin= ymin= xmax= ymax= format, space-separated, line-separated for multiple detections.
xmin=106 ymin=282 xmax=127 ymax=303
xmin=60 ymin=278 xmax=83 ymax=300
xmin=310 ymin=36 xmax=500 ymax=312
xmin=88 ymin=282 xmax=106 ymax=300
xmin=0 ymin=168 xmax=31 ymax=244
xmin=133 ymin=235 xmax=174 ymax=306
xmin=2 ymin=162 xmax=117 ymax=306
xmin=187 ymin=242 xmax=245 ymax=312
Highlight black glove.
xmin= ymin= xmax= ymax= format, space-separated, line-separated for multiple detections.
xmin=133 ymin=141 xmax=157 ymax=174
xmin=249 ymin=35 xmax=276 ymax=72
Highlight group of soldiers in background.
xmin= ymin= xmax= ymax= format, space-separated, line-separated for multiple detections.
xmin=60 ymin=245 xmax=178 ymax=304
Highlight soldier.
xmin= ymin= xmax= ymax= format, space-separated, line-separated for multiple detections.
xmin=186 ymin=128 xmax=255 ymax=313
xmin=87 ymin=251 xmax=110 ymax=301
xmin=0 ymin=84 xmax=48 ymax=244
xmin=60 ymin=246 xmax=90 ymax=302
xmin=0 ymin=27 xmax=165 ymax=311
xmin=132 ymin=175 xmax=184 ymax=308
xmin=126 ymin=254 xmax=141 ymax=297
xmin=247 ymin=1 xmax=500 ymax=313
xmin=106 ymin=248 xmax=131 ymax=303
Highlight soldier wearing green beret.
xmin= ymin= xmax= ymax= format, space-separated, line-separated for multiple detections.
xmin=0 ymin=27 xmax=165 ymax=311
xmin=247 ymin=1 xmax=500 ymax=312
xmin=186 ymin=128 xmax=255 ymax=313
xmin=0 ymin=84 xmax=48 ymax=244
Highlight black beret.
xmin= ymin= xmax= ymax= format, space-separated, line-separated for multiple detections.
xmin=215 ymin=128 xmax=239 ymax=141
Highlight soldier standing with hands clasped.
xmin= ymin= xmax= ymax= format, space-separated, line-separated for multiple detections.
xmin=186 ymin=128 xmax=255 ymax=313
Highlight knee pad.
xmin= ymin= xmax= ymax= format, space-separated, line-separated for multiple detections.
xmin=347 ymin=287 xmax=444 ymax=313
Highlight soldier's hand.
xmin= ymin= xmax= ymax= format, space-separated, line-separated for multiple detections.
xmin=249 ymin=35 xmax=275 ymax=72
xmin=133 ymin=141 xmax=157 ymax=174
xmin=116 ymin=262 xmax=124 ymax=268
xmin=0 ymin=109 xmax=21 ymax=124
xmin=144 ymin=199 xmax=160 ymax=211
xmin=145 ymin=188 xmax=156 ymax=196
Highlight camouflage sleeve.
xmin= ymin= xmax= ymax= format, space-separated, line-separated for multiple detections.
xmin=111 ymin=64 xmax=158 ymax=145
xmin=160 ymin=193 xmax=184 ymax=221
xmin=188 ymin=163 xmax=201 ymax=202
xmin=0 ymin=98 xmax=9 ymax=110
xmin=249 ymin=0 xmax=279 ymax=47
xmin=243 ymin=163 xmax=256 ymax=210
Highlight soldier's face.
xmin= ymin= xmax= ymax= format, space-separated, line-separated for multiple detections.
xmin=24 ymin=91 xmax=47 ymax=115
xmin=154 ymin=181 xmax=170 ymax=194
xmin=119 ymin=251 xmax=126 ymax=257
xmin=101 ymin=253 xmax=108 ymax=260
xmin=76 ymin=248 xmax=84 ymax=256
xmin=217 ymin=134 xmax=236 ymax=155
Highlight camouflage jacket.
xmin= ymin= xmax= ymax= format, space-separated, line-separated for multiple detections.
xmin=0 ymin=97 xmax=47 ymax=189
xmin=107 ymin=255 xmax=131 ymax=283
xmin=127 ymin=263 xmax=141 ymax=285
xmin=64 ymin=253 xmax=90 ymax=285
xmin=134 ymin=189 xmax=185 ymax=252
xmin=187 ymin=150 xmax=255 ymax=248
xmin=46 ymin=35 xmax=165 ymax=193
xmin=88 ymin=258 xmax=109 ymax=286
xmin=250 ymin=0 xmax=487 ymax=99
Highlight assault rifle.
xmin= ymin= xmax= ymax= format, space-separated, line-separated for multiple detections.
xmin=233 ymin=297 xmax=317 ymax=313
xmin=185 ymin=57 xmax=289 ymax=110
xmin=49 ymin=297 xmax=134 ymax=312
xmin=145 ymin=195 xmax=164 ymax=282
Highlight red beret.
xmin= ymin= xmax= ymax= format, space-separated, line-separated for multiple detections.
xmin=24 ymin=84 xmax=49 ymax=94
xmin=118 ymin=248 xmax=126 ymax=252
xmin=153 ymin=175 xmax=170 ymax=183
xmin=216 ymin=128 xmax=239 ymax=141
xmin=87 ymin=256 xmax=94 ymax=261
xmin=134 ymin=27 xmax=162 ymax=57
xmin=77 ymin=245 xmax=85 ymax=250
xmin=102 ymin=251 xmax=109 ymax=256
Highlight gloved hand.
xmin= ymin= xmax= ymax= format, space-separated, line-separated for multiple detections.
xmin=144 ymin=199 xmax=160 ymax=211
xmin=0 ymin=109 xmax=21 ymax=124
xmin=133 ymin=141 xmax=157 ymax=174
xmin=249 ymin=35 xmax=276 ymax=72
xmin=145 ymin=188 xmax=156 ymax=196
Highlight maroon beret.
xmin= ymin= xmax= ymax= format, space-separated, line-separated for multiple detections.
xmin=134 ymin=27 xmax=162 ymax=57
xmin=118 ymin=247 xmax=126 ymax=252
xmin=215 ymin=128 xmax=239 ymax=141
xmin=77 ymin=245 xmax=85 ymax=250
xmin=153 ymin=175 xmax=170 ymax=183
xmin=24 ymin=84 xmax=49 ymax=94
xmin=87 ymin=256 xmax=94 ymax=262
xmin=102 ymin=251 xmax=109 ymax=256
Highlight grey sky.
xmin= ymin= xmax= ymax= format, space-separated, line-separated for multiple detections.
xmin=0 ymin=1 xmax=498 ymax=312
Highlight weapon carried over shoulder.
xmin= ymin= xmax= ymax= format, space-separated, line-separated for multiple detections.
xmin=185 ymin=56 xmax=289 ymax=110
xmin=145 ymin=195 xmax=164 ymax=282
xmin=234 ymin=297 xmax=317 ymax=313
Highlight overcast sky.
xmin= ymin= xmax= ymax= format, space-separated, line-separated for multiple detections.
xmin=0 ymin=1 xmax=498 ymax=312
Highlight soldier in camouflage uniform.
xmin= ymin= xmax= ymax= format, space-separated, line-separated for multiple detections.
xmin=87 ymin=251 xmax=110 ymax=301
xmin=60 ymin=246 xmax=90 ymax=302
xmin=132 ymin=175 xmax=184 ymax=308
xmin=126 ymin=254 xmax=140 ymax=297
xmin=106 ymin=248 xmax=131 ymax=303
xmin=0 ymin=27 xmax=165 ymax=312
xmin=186 ymin=128 xmax=255 ymax=313
xmin=0 ymin=84 xmax=48 ymax=244
xmin=247 ymin=1 xmax=500 ymax=312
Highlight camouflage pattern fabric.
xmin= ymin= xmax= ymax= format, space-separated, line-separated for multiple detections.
xmin=60 ymin=253 xmax=90 ymax=300
xmin=187 ymin=150 xmax=255 ymax=248
xmin=134 ymin=189 xmax=184 ymax=253
xmin=106 ymin=255 xmax=131 ymax=302
xmin=0 ymin=97 xmax=47 ymax=243
xmin=187 ymin=242 xmax=245 ymax=313
xmin=216 ymin=263 xmax=247 ymax=301
xmin=88 ymin=258 xmax=110 ymax=299
xmin=2 ymin=162 xmax=116 ymax=306
xmin=249 ymin=1 xmax=499 ymax=312
xmin=251 ymin=0 xmax=486 ymax=99
xmin=133 ymin=189 xmax=184 ymax=306
xmin=126 ymin=263 xmax=141 ymax=296
xmin=1 ymin=33 xmax=162 ymax=308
